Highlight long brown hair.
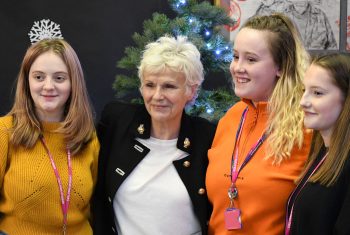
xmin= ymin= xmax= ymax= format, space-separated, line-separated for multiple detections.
xmin=303 ymin=53 xmax=350 ymax=186
xmin=8 ymin=39 xmax=95 ymax=155
xmin=241 ymin=13 xmax=310 ymax=164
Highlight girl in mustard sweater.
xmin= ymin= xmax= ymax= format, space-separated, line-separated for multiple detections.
xmin=0 ymin=39 xmax=99 ymax=234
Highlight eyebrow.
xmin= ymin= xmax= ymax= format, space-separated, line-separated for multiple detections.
xmin=233 ymin=50 xmax=259 ymax=57
xmin=30 ymin=71 xmax=69 ymax=74
xmin=308 ymin=85 xmax=327 ymax=90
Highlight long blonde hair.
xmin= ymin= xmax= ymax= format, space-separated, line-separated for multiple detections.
xmin=242 ymin=14 xmax=310 ymax=164
xmin=9 ymin=39 xmax=95 ymax=155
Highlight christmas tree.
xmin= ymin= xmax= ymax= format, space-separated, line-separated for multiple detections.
xmin=113 ymin=0 xmax=238 ymax=122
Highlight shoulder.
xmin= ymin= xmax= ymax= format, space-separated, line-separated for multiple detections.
xmin=99 ymin=100 xmax=143 ymax=126
xmin=0 ymin=115 xmax=13 ymax=130
xmin=219 ymin=100 xmax=247 ymax=124
xmin=89 ymin=131 xmax=100 ymax=162
xmin=178 ymin=113 xmax=216 ymax=150
xmin=187 ymin=115 xmax=217 ymax=136
xmin=101 ymin=100 xmax=140 ymax=117
xmin=226 ymin=100 xmax=247 ymax=114
xmin=0 ymin=116 xmax=12 ymax=145
xmin=180 ymin=114 xmax=216 ymax=155
xmin=90 ymin=131 xmax=100 ymax=149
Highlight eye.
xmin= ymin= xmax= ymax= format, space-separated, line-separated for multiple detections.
xmin=313 ymin=90 xmax=323 ymax=96
xmin=55 ymin=75 xmax=67 ymax=82
xmin=35 ymin=75 xmax=43 ymax=80
xmin=247 ymin=57 xmax=257 ymax=63
xmin=144 ymin=82 xmax=155 ymax=88
xmin=163 ymin=84 xmax=177 ymax=89
xmin=233 ymin=54 xmax=239 ymax=60
xmin=32 ymin=73 xmax=44 ymax=81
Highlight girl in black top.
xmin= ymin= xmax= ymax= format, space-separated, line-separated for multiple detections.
xmin=286 ymin=53 xmax=350 ymax=235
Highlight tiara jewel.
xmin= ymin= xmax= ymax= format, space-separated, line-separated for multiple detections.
xmin=28 ymin=19 xmax=63 ymax=44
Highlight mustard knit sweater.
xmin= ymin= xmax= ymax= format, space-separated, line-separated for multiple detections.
xmin=0 ymin=116 xmax=100 ymax=234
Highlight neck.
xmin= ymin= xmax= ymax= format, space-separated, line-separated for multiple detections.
xmin=320 ymin=129 xmax=333 ymax=148
xmin=251 ymin=97 xmax=269 ymax=107
xmin=252 ymin=101 xmax=258 ymax=108
xmin=37 ymin=111 xmax=64 ymax=123
xmin=247 ymin=99 xmax=268 ymax=109
xmin=151 ymin=119 xmax=181 ymax=140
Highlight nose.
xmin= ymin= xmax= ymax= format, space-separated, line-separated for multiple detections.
xmin=231 ymin=58 xmax=244 ymax=74
xmin=300 ymin=92 xmax=310 ymax=108
xmin=153 ymin=86 xmax=164 ymax=100
xmin=43 ymin=78 xmax=54 ymax=90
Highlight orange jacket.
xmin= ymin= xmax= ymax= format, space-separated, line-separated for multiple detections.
xmin=206 ymin=100 xmax=312 ymax=235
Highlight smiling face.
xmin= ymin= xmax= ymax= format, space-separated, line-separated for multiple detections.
xmin=300 ymin=64 xmax=344 ymax=145
xmin=29 ymin=51 xmax=71 ymax=122
xmin=140 ymin=68 xmax=195 ymax=126
xmin=230 ymin=28 xmax=281 ymax=102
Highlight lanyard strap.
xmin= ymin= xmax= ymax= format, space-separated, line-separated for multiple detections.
xmin=285 ymin=152 xmax=328 ymax=235
xmin=41 ymin=138 xmax=72 ymax=234
xmin=231 ymin=107 xmax=267 ymax=184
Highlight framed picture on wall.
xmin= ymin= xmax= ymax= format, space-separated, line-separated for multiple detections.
xmin=215 ymin=0 xmax=340 ymax=50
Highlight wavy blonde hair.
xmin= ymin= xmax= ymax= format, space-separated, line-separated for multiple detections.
xmin=242 ymin=14 xmax=310 ymax=164
xmin=8 ymin=39 xmax=95 ymax=155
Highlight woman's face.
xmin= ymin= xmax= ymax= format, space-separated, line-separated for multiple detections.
xmin=140 ymin=68 xmax=195 ymax=125
xmin=300 ymin=64 xmax=344 ymax=144
xmin=230 ymin=28 xmax=280 ymax=102
xmin=29 ymin=51 xmax=71 ymax=122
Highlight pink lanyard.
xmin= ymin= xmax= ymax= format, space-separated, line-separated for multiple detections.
xmin=41 ymin=138 xmax=72 ymax=235
xmin=285 ymin=152 xmax=328 ymax=235
xmin=229 ymin=107 xmax=267 ymax=199
xmin=230 ymin=108 xmax=247 ymax=184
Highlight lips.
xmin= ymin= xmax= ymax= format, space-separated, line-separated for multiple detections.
xmin=41 ymin=94 xmax=58 ymax=100
xmin=235 ymin=76 xmax=250 ymax=84
xmin=152 ymin=104 xmax=167 ymax=109
xmin=303 ymin=110 xmax=317 ymax=116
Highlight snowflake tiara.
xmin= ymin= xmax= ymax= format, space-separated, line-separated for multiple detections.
xmin=28 ymin=19 xmax=64 ymax=44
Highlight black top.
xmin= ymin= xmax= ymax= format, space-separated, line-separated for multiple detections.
xmin=288 ymin=147 xmax=350 ymax=235
xmin=92 ymin=101 xmax=216 ymax=235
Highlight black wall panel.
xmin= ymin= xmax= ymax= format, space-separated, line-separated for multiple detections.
xmin=0 ymin=0 xmax=175 ymax=118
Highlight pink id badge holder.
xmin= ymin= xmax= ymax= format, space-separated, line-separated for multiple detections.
xmin=224 ymin=186 xmax=242 ymax=230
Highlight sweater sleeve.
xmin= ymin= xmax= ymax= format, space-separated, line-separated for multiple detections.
xmin=0 ymin=118 xmax=10 ymax=190
xmin=90 ymin=132 xmax=100 ymax=188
